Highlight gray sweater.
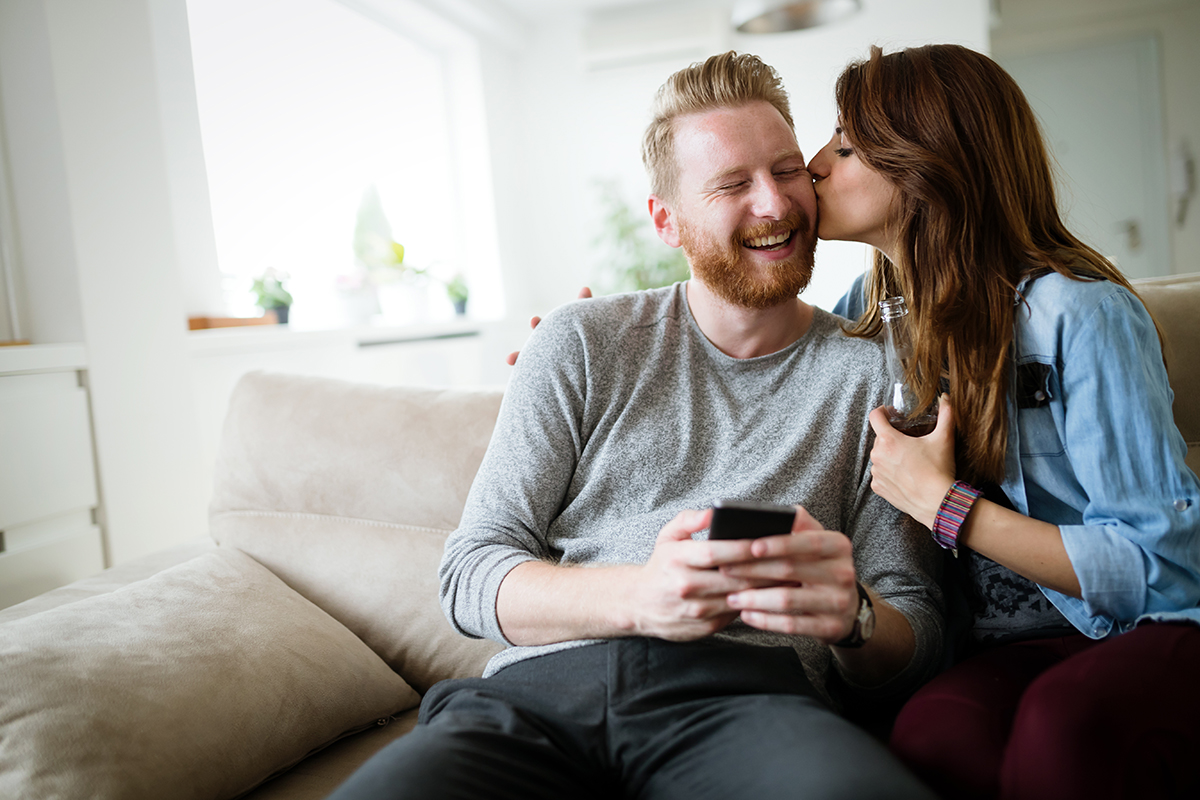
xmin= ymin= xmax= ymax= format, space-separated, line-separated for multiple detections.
xmin=441 ymin=283 xmax=943 ymax=702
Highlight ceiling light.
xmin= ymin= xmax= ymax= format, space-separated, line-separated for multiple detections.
xmin=732 ymin=0 xmax=863 ymax=34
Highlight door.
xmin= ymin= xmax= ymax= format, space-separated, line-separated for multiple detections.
xmin=1000 ymin=35 xmax=1171 ymax=280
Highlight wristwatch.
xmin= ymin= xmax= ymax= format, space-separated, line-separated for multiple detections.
xmin=833 ymin=582 xmax=875 ymax=649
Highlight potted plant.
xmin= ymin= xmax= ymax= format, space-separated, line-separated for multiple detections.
xmin=445 ymin=273 xmax=469 ymax=316
xmin=251 ymin=270 xmax=294 ymax=324
xmin=592 ymin=179 xmax=690 ymax=292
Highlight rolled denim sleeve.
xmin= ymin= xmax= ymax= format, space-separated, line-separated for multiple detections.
xmin=831 ymin=273 xmax=868 ymax=320
xmin=1050 ymin=287 xmax=1200 ymax=627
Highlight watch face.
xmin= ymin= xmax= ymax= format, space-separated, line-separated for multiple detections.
xmin=859 ymin=602 xmax=876 ymax=642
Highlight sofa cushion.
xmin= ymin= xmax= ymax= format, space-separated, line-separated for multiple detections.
xmin=1133 ymin=273 xmax=1200 ymax=474
xmin=0 ymin=548 xmax=419 ymax=800
xmin=211 ymin=371 xmax=503 ymax=531
xmin=0 ymin=539 xmax=215 ymax=625
xmin=209 ymin=372 xmax=505 ymax=691
xmin=241 ymin=708 xmax=419 ymax=800
xmin=212 ymin=512 xmax=502 ymax=693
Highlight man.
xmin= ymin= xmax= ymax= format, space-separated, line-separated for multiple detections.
xmin=330 ymin=52 xmax=941 ymax=800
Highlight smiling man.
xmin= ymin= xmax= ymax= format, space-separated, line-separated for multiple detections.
xmin=328 ymin=52 xmax=942 ymax=800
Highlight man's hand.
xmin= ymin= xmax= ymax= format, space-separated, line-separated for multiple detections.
xmin=719 ymin=507 xmax=920 ymax=686
xmin=497 ymin=507 xmax=769 ymax=646
xmin=505 ymin=287 xmax=593 ymax=366
xmin=624 ymin=509 xmax=766 ymax=640
xmin=719 ymin=507 xmax=861 ymax=644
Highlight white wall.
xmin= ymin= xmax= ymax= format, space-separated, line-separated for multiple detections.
xmin=991 ymin=0 xmax=1200 ymax=276
xmin=148 ymin=0 xmax=226 ymax=318
xmin=43 ymin=0 xmax=210 ymax=564
xmin=0 ymin=0 xmax=83 ymax=345
xmin=0 ymin=0 xmax=210 ymax=566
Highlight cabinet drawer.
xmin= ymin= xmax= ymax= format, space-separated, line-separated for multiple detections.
xmin=0 ymin=372 xmax=98 ymax=530
xmin=0 ymin=525 xmax=105 ymax=610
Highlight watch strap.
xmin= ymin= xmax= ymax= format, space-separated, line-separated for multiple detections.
xmin=833 ymin=582 xmax=874 ymax=649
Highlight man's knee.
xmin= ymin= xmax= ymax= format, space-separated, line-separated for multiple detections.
xmin=326 ymin=725 xmax=471 ymax=800
xmin=638 ymin=695 xmax=934 ymax=800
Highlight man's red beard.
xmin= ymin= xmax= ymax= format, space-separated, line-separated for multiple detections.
xmin=679 ymin=210 xmax=816 ymax=309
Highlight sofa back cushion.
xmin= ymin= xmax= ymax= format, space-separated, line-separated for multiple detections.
xmin=1133 ymin=273 xmax=1200 ymax=474
xmin=209 ymin=372 xmax=504 ymax=693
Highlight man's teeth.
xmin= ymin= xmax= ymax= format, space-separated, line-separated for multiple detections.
xmin=747 ymin=232 xmax=790 ymax=248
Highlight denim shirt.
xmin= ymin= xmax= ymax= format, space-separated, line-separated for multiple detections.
xmin=835 ymin=271 xmax=1200 ymax=637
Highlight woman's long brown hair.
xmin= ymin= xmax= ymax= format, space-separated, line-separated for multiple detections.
xmin=837 ymin=44 xmax=1156 ymax=485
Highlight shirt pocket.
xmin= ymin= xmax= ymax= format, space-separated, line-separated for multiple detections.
xmin=1016 ymin=361 xmax=1066 ymax=458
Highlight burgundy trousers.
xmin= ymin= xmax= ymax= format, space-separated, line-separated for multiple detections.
xmin=889 ymin=622 xmax=1200 ymax=800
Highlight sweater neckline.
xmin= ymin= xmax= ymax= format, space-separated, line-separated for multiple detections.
xmin=675 ymin=281 xmax=831 ymax=366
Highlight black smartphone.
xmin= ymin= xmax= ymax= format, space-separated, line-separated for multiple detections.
xmin=708 ymin=500 xmax=796 ymax=540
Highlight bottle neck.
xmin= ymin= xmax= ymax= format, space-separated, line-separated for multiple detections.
xmin=879 ymin=296 xmax=908 ymax=322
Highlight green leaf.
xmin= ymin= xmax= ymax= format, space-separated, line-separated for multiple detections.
xmin=591 ymin=179 xmax=689 ymax=293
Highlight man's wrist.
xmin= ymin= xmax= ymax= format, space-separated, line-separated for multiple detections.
xmin=498 ymin=561 xmax=642 ymax=645
xmin=832 ymin=582 xmax=875 ymax=649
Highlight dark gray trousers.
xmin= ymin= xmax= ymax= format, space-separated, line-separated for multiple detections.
xmin=327 ymin=638 xmax=935 ymax=800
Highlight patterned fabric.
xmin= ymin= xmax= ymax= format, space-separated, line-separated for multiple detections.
xmin=965 ymin=551 xmax=1072 ymax=644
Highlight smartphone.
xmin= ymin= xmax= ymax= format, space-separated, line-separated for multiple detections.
xmin=708 ymin=500 xmax=796 ymax=540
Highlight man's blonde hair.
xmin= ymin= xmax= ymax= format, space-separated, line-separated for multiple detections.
xmin=642 ymin=51 xmax=794 ymax=203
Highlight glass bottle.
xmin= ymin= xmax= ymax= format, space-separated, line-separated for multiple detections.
xmin=880 ymin=296 xmax=938 ymax=437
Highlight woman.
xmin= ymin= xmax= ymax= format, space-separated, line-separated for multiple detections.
xmin=808 ymin=45 xmax=1200 ymax=799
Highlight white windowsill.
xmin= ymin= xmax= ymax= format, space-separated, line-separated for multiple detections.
xmin=187 ymin=317 xmax=483 ymax=358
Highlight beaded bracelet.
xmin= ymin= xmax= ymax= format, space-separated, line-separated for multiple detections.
xmin=931 ymin=480 xmax=982 ymax=556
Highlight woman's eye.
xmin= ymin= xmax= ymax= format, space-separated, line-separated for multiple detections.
xmin=834 ymin=147 xmax=853 ymax=158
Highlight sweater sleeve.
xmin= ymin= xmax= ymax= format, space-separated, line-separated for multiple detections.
xmin=438 ymin=307 xmax=592 ymax=644
xmin=839 ymin=442 xmax=946 ymax=700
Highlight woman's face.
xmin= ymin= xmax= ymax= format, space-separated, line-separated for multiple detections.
xmin=808 ymin=124 xmax=900 ymax=258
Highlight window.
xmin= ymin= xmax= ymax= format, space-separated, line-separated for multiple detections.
xmin=187 ymin=0 xmax=492 ymax=328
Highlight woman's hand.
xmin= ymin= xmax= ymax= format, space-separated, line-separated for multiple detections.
xmin=867 ymin=395 xmax=957 ymax=529
xmin=505 ymin=287 xmax=593 ymax=366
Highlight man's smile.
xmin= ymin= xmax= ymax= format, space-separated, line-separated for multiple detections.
xmin=743 ymin=231 xmax=793 ymax=250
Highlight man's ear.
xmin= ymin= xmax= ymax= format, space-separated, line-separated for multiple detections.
xmin=649 ymin=195 xmax=681 ymax=248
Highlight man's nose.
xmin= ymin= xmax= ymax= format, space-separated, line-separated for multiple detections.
xmin=750 ymin=178 xmax=790 ymax=219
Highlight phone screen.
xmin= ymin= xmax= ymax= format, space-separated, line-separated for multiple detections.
xmin=708 ymin=500 xmax=796 ymax=540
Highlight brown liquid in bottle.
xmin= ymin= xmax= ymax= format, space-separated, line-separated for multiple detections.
xmin=880 ymin=296 xmax=938 ymax=437
xmin=888 ymin=412 xmax=937 ymax=437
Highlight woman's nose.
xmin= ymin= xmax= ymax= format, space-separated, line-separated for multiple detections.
xmin=809 ymin=146 xmax=830 ymax=180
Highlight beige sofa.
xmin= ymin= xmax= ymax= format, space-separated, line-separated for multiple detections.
xmin=1 ymin=274 xmax=1197 ymax=800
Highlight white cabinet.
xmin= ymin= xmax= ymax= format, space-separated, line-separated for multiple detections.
xmin=0 ymin=345 xmax=104 ymax=609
